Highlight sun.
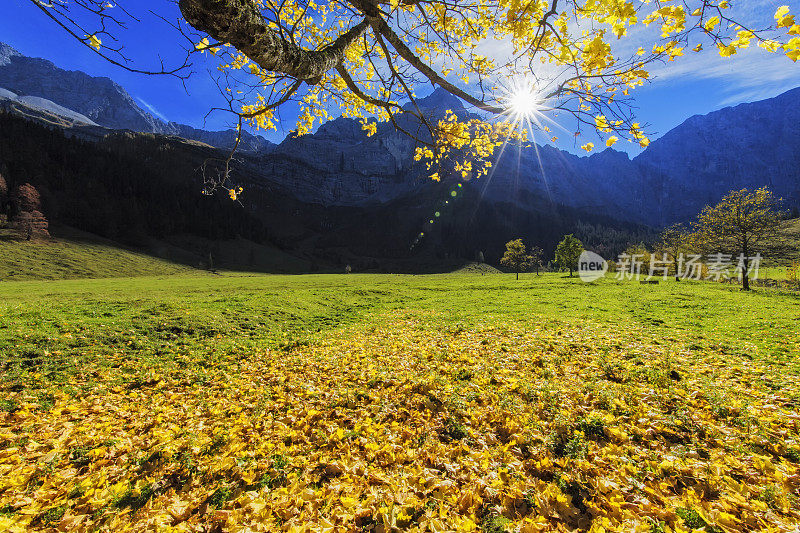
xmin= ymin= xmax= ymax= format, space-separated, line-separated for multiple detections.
xmin=503 ymin=79 xmax=545 ymax=122
xmin=508 ymin=87 xmax=541 ymax=119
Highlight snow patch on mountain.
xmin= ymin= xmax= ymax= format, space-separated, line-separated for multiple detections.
xmin=0 ymin=86 xmax=98 ymax=125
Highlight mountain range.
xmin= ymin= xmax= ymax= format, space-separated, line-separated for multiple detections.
xmin=230 ymin=84 xmax=800 ymax=227
xmin=0 ymin=42 xmax=273 ymax=153
xmin=0 ymin=40 xmax=798 ymax=269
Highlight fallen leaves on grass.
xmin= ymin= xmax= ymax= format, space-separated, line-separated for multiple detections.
xmin=1 ymin=313 xmax=799 ymax=532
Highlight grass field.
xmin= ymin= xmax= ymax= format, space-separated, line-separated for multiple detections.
xmin=1 ymin=273 xmax=800 ymax=532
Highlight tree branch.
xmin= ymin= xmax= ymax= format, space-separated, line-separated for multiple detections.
xmin=179 ymin=0 xmax=369 ymax=83
xmin=367 ymin=16 xmax=504 ymax=114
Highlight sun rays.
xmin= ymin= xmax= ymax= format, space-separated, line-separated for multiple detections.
xmin=502 ymin=77 xmax=548 ymax=126
xmin=416 ymin=77 xmax=569 ymax=243
xmin=473 ymin=77 xmax=566 ymax=208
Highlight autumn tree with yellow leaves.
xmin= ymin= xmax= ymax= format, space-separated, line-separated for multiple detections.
xmin=691 ymin=187 xmax=788 ymax=291
xmin=28 ymin=0 xmax=800 ymax=192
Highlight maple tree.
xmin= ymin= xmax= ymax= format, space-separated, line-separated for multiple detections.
xmin=26 ymin=0 xmax=800 ymax=192
xmin=10 ymin=183 xmax=42 ymax=214
xmin=691 ymin=187 xmax=787 ymax=291
xmin=11 ymin=211 xmax=50 ymax=240
xmin=657 ymin=223 xmax=690 ymax=281
xmin=529 ymin=245 xmax=544 ymax=275
xmin=6 ymin=183 xmax=50 ymax=240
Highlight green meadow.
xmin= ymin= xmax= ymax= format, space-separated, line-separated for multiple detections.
xmin=2 ymin=272 xmax=799 ymax=386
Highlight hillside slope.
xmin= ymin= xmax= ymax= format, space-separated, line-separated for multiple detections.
xmin=0 ymin=227 xmax=191 ymax=281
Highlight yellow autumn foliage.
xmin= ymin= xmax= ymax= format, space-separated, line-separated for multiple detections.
xmin=2 ymin=313 xmax=799 ymax=531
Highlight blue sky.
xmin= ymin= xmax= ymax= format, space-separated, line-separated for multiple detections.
xmin=2 ymin=0 xmax=800 ymax=155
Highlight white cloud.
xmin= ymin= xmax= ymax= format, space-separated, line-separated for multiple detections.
xmin=646 ymin=41 xmax=800 ymax=107
xmin=639 ymin=0 xmax=800 ymax=106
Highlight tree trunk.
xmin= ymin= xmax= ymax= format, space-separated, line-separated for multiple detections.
xmin=741 ymin=244 xmax=750 ymax=291
xmin=741 ymin=254 xmax=750 ymax=290
xmin=516 ymin=271 xmax=519 ymax=281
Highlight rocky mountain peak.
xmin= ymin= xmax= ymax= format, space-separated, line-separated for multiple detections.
xmin=0 ymin=41 xmax=274 ymax=152
xmin=413 ymin=87 xmax=466 ymax=112
xmin=0 ymin=43 xmax=20 ymax=66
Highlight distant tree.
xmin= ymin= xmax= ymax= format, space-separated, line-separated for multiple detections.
xmin=529 ymin=246 xmax=544 ymax=275
xmin=500 ymin=239 xmax=533 ymax=280
xmin=11 ymin=183 xmax=42 ymax=213
xmin=0 ymin=171 xmax=7 ymax=226
xmin=12 ymin=210 xmax=50 ymax=240
xmin=554 ymin=234 xmax=584 ymax=277
xmin=692 ymin=187 xmax=787 ymax=290
xmin=620 ymin=243 xmax=652 ymax=279
xmin=658 ymin=224 xmax=691 ymax=281
xmin=8 ymin=183 xmax=49 ymax=240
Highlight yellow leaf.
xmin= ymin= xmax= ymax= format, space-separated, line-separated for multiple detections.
xmin=85 ymin=34 xmax=102 ymax=51
xmin=704 ymin=16 xmax=720 ymax=32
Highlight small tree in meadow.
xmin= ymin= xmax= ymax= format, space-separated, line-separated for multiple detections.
xmin=554 ymin=234 xmax=584 ymax=277
xmin=620 ymin=243 xmax=652 ymax=279
xmin=658 ymin=223 xmax=690 ymax=280
xmin=529 ymin=246 xmax=544 ymax=275
xmin=500 ymin=239 xmax=533 ymax=280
